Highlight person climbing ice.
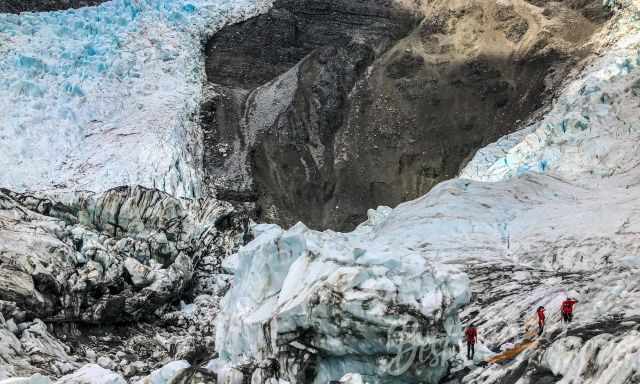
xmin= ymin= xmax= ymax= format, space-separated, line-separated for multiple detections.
xmin=536 ymin=306 xmax=545 ymax=335
xmin=561 ymin=298 xmax=578 ymax=323
xmin=465 ymin=324 xmax=478 ymax=360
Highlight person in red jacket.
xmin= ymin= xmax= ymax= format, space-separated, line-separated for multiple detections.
xmin=465 ymin=324 xmax=478 ymax=360
xmin=536 ymin=306 xmax=546 ymax=335
xmin=561 ymin=298 xmax=578 ymax=323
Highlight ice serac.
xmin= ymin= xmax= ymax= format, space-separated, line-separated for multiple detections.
xmin=215 ymin=216 xmax=471 ymax=383
xmin=0 ymin=0 xmax=272 ymax=198
xmin=0 ymin=184 xmax=251 ymax=379
xmin=216 ymin=2 xmax=640 ymax=383
xmin=138 ymin=360 xmax=190 ymax=384
xmin=0 ymin=185 xmax=236 ymax=323
xmin=1 ymin=365 xmax=126 ymax=384
xmin=55 ymin=364 xmax=125 ymax=384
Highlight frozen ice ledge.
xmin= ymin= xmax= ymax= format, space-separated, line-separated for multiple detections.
xmin=0 ymin=0 xmax=272 ymax=198
xmin=213 ymin=2 xmax=640 ymax=383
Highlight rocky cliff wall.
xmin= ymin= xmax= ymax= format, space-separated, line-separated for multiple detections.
xmin=202 ymin=0 xmax=611 ymax=231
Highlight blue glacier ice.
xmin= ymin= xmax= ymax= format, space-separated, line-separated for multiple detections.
xmin=0 ymin=0 xmax=271 ymax=196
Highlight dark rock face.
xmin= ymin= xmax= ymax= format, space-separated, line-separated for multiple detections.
xmin=202 ymin=0 xmax=609 ymax=231
xmin=204 ymin=0 xmax=420 ymax=90
xmin=252 ymin=43 xmax=377 ymax=229
xmin=201 ymin=0 xmax=420 ymax=229
xmin=525 ymin=0 xmax=613 ymax=22
xmin=0 ymin=0 xmax=108 ymax=13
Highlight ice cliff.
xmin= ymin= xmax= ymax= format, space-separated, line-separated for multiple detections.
xmin=0 ymin=0 xmax=271 ymax=197
xmin=215 ymin=219 xmax=470 ymax=383
xmin=213 ymin=1 xmax=640 ymax=383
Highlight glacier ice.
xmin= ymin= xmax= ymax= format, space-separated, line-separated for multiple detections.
xmin=138 ymin=360 xmax=190 ymax=384
xmin=214 ymin=2 xmax=640 ymax=383
xmin=215 ymin=169 xmax=640 ymax=382
xmin=338 ymin=373 xmax=364 ymax=384
xmin=460 ymin=18 xmax=640 ymax=184
xmin=215 ymin=214 xmax=471 ymax=383
xmin=0 ymin=184 xmax=251 ymax=381
xmin=0 ymin=0 xmax=272 ymax=197
xmin=55 ymin=364 xmax=125 ymax=384
xmin=0 ymin=375 xmax=50 ymax=384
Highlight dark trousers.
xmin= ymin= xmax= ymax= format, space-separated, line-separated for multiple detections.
xmin=562 ymin=312 xmax=573 ymax=323
xmin=467 ymin=342 xmax=475 ymax=359
xmin=538 ymin=320 xmax=544 ymax=335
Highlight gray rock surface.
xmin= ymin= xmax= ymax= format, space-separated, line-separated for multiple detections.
xmin=204 ymin=0 xmax=419 ymax=90
xmin=202 ymin=0 xmax=611 ymax=231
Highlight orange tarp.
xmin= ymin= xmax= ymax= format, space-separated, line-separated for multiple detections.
xmin=485 ymin=315 xmax=543 ymax=364
xmin=486 ymin=339 xmax=538 ymax=364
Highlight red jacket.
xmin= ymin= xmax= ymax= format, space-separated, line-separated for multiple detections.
xmin=561 ymin=299 xmax=578 ymax=314
xmin=537 ymin=308 xmax=545 ymax=322
xmin=465 ymin=327 xmax=477 ymax=344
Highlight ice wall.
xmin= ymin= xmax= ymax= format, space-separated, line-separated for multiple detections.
xmin=215 ymin=218 xmax=470 ymax=384
xmin=0 ymin=0 xmax=271 ymax=197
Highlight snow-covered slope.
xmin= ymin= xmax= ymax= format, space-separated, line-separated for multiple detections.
xmin=0 ymin=0 xmax=271 ymax=197
xmin=213 ymin=2 xmax=640 ymax=383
